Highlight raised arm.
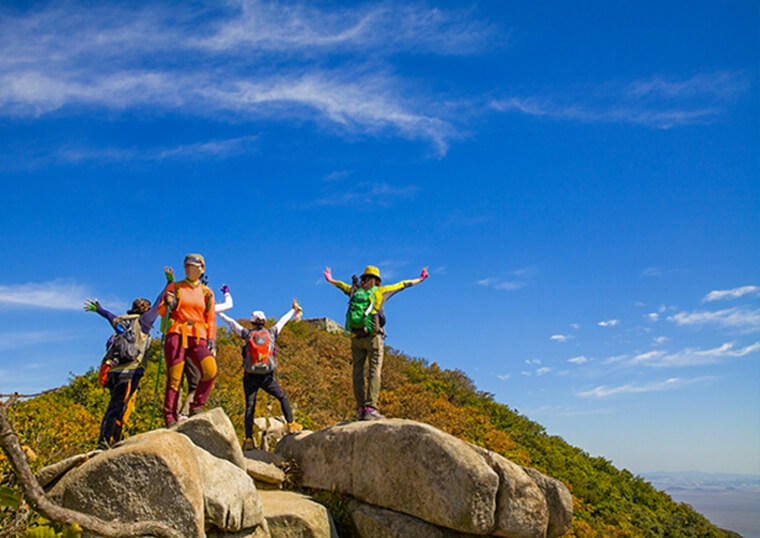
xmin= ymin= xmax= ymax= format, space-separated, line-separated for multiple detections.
xmin=272 ymin=298 xmax=302 ymax=337
xmin=138 ymin=282 xmax=172 ymax=335
xmin=324 ymin=266 xmax=352 ymax=294
xmin=83 ymin=299 xmax=116 ymax=325
xmin=215 ymin=284 xmax=233 ymax=313
xmin=218 ymin=312 xmax=247 ymax=338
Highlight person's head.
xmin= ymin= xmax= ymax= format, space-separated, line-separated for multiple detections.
xmin=250 ymin=311 xmax=266 ymax=328
xmin=128 ymin=298 xmax=151 ymax=315
xmin=183 ymin=253 xmax=205 ymax=282
xmin=360 ymin=266 xmax=382 ymax=289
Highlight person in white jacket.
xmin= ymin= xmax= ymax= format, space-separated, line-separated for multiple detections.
xmin=219 ymin=298 xmax=303 ymax=450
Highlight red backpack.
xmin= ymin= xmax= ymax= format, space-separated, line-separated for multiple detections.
xmin=243 ymin=329 xmax=276 ymax=374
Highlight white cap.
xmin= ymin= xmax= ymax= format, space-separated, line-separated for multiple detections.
xmin=251 ymin=311 xmax=266 ymax=323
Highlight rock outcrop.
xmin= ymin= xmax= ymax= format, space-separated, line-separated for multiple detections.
xmin=39 ymin=409 xmax=571 ymax=538
xmin=49 ymin=430 xmax=207 ymax=537
xmin=276 ymin=419 xmax=573 ymax=537
xmin=48 ymin=425 xmax=269 ymax=537
xmin=172 ymin=407 xmax=247 ymax=469
xmin=259 ymin=491 xmax=338 ymax=537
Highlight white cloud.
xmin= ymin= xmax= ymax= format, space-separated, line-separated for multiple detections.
xmin=568 ymin=356 xmax=589 ymax=364
xmin=525 ymin=359 xmax=541 ymax=365
xmin=0 ymin=331 xmax=79 ymax=350
xmin=668 ymin=307 xmax=760 ymax=330
xmin=315 ymin=182 xmax=420 ymax=207
xmin=703 ymin=285 xmax=760 ymax=302
xmin=490 ymin=71 xmax=748 ymax=130
xmin=0 ymin=280 xmax=89 ymax=310
xmin=497 ymin=373 xmax=511 ymax=381
xmin=653 ymin=336 xmax=669 ymax=345
xmin=570 ymin=323 xmax=581 ymax=329
xmin=0 ymin=2 xmax=501 ymax=156
xmin=477 ymin=277 xmax=528 ymax=292
xmin=598 ymin=319 xmax=620 ymax=327
xmin=536 ymin=367 xmax=552 ymax=375
xmin=646 ymin=312 xmax=660 ymax=322
xmin=578 ymin=377 xmax=711 ymax=398
xmin=550 ymin=334 xmax=572 ymax=342
xmin=615 ymin=342 xmax=760 ymax=368
xmin=55 ymin=136 xmax=260 ymax=164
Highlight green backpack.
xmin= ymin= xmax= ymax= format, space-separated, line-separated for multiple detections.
xmin=346 ymin=286 xmax=377 ymax=333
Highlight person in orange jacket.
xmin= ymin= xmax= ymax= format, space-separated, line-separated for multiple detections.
xmin=158 ymin=253 xmax=218 ymax=426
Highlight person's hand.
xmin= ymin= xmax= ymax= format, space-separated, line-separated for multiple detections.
xmin=323 ymin=266 xmax=333 ymax=282
xmin=293 ymin=298 xmax=303 ymax=321
xmin=164 ymin=290 xmax=177 ymax=310
xmin=83 ymin=298 xmax=99 ymax=312
xmin=208 ymin=339 xmax=217 ymax=356
xmin=164 ymin=266 xmax=174 ymax=283
xmin=420 ymin=266 xmax=429 ymax=280
xmin=220 ymin=284 xmax=230 ymax=294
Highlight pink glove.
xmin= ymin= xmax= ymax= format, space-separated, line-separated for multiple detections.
xmin=420 ymin=267 xmax=429 ymax=280
xmin=323 ymin=268 xmax=333 ymax=281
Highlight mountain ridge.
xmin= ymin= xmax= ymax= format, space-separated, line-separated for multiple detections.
xmin=0 ymin=319 xmax=743 ymax=537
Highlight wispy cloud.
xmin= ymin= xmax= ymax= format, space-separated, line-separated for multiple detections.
xmin=536 ymin=367 xmax=552 ymax=375
xmin=0 ymin=1 xmax=498 ymax=155
xmin=568 ymin=355 xmax=589 ymax=364
xmin=490 ymin=71 xmax=747 ymax=129
xmin=0 ymin=330 xmax=80 ymax=350
xmin=477 ymin=268 xmax=535 ymax=292
xmin=551 ymin=334 xmax=572 ymax=343
xmin=703 ymin=285 xmax=760 ymax=303
xmin=598 ymin=319 xmax=620 ymax=327
xmin=53 ymin=136 xmax=260 ymax=164
xmin=314 ymin=182 xmax=420 ymax=207
xmin=668 ymin=307 xmax=760 ymax=331
xmin=0 ymin=280 xmax=89 ymax=310
xmin=613 ymin=342 xmax=760 ymax=368
xmin=578 ymin=377 xmax=712 ymax=398
xmin=497 ymin=373 xmax=511 ymax=381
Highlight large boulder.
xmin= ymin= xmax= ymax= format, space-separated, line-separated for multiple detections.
xmin=259 ymin=491 xmax=338 ymax=538
xmin=38 ymin=450 xmax=102 ymax=489
xmin=475 ymin=449 xmax=549 ymax=537
xmin=522 ymin=468 xmax=573 ymax=538
xmin=195 ymin=446 xmax=266 ymax=533
xmin=347 ymin=499 xmax=481 ymax=538
xmin=50 ymin=430 xmax=205 ymax=537
xmin=173 ymin=407 xmax=247 ymax=469
xmin=276 ymin=419 xmax=499 ymax=534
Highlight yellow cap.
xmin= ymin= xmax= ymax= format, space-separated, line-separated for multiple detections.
xmin=361 ymin=265 xmax=382 ymax=283
xmin=184 ymin=253 xmax=205 ymax=267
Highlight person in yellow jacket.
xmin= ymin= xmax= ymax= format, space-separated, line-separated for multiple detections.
xmin=324 ymin=264 xmax=428 ymax=420
xmin=158 ymin=254 xmax=218 ymax=426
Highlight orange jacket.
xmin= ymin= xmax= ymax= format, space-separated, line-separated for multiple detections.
xmin=158 ymin=279 xmax=217 ymax=346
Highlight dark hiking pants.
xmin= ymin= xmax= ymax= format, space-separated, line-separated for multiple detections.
xmin=99 ymin=369 xmax=143 ymax=448
xmin=243 ymin=372 xmax=293 ymax=438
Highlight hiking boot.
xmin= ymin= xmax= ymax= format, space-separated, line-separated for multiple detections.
xmin=357 ymin=407 xmax=367 ymax=420
xmin=363 ymin=407 xmax=385 ymax=420
xmin=242 ymin=438 xmax=255 ymax=451
xmin=285 ymin=422 xmax=303 ymax=434
xmin=178 ymin=414 xmax=189 ymax=422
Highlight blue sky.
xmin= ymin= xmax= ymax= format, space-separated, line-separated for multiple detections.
xmin=0 ymin=0 xmax=757 ymax=476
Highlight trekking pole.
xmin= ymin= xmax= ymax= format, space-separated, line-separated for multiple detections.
xmin=149 ymin=308 xmax=171 ymax=430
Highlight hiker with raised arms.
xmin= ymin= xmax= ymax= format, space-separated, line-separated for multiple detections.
xmin=218 ymin=298 xmax=304 ymax=450
xmin=158 ymin=254 xmax=218 ymax=427
xmin=164 ymin=267 xmax=233 ymax=420
xmin=324 ymin=264 xmax=429 ymax=420
xmin=83 ymin=277 xmax=170 ymax=448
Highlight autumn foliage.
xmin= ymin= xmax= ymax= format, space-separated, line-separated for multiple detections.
xmin=0 ymin=320 xmax=740 ymax=537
